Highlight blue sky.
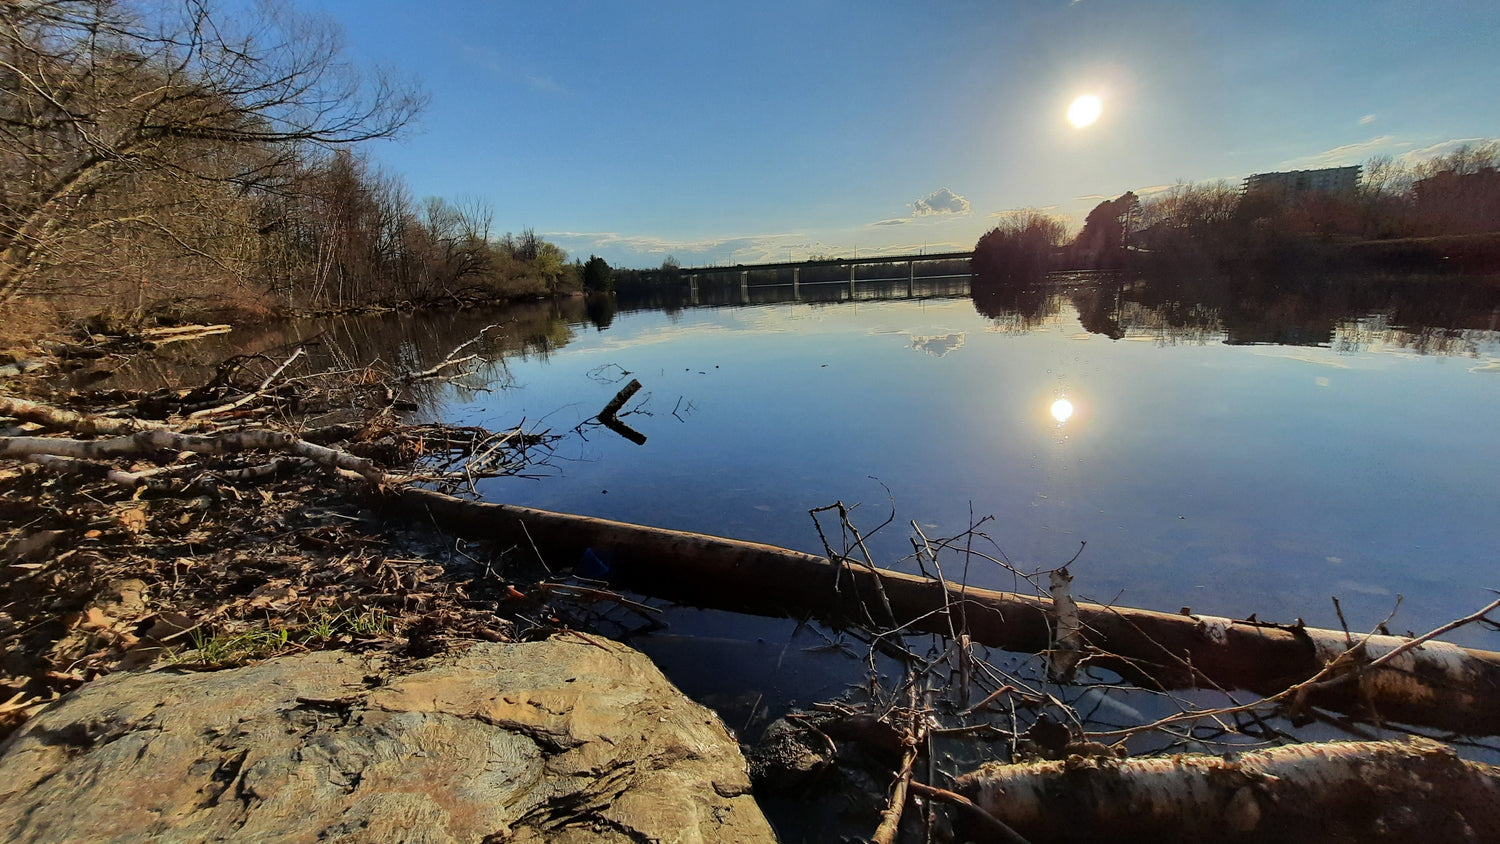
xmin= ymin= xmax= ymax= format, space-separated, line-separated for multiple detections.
xmin=301 ymin=0 xmax=1500 ymax=268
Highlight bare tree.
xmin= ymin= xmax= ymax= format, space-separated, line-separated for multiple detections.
xmin=0 ymin=0 xmax=424 ymax=303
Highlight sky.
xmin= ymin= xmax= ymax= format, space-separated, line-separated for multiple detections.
xmin=294 ymin=0 xmax=1500 ymax=268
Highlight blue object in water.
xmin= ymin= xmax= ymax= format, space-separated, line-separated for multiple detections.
xmin=577 ymin=547 xmax=615 ymax=579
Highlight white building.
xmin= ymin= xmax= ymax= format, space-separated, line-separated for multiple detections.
xmin=1243 ymin=166 xmax=1361 ymax=195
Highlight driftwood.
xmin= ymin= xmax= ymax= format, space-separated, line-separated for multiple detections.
xmin=0 ymin=396 xmax=157 ymax=435
xmin=400 ymin=325 xmax=497 ymax=381
xmin=139 ymin=324 xmax=232 ymax=347
xmin=389 ymin=487 xmax=1500 ymax=736
xmin=184 ymin=347 xmax=305 ymax=420
xmin=0 ymin=429 xmax=385 ymax=485
xmin=596 ymin=378 xmax=646 ymax=445
xmin=599 ymin=378 xmax=642 ymax=419
xmin=954 ymin=737 xmax=1500 ymax=843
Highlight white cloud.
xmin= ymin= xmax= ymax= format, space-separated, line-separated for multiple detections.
xmin=1399 ymin=136 xmax=1500 ymax=165
xmin=460 ymin=45 xmax=568 ymax=96
xmin=524 ymin=73 xmax=569 ymax=96
xmin=1277 ymin=136 xmax=1404 ymax=169
xmin=1270 ymin=135 xmax=1499 ymax=173
xmin=912 ymin=187 xmax=972 ymax=216
xmin=872 ymin=218 xmax=910 ymax=226
xmin=1359 ymin=114 xmax=1376 ymax=126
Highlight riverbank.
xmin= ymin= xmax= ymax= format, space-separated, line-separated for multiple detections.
xmin=0 ymin=331 xmax=571 ymax=735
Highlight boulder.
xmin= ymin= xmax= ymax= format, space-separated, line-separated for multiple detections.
xmin=0 ymin=636 xmax=775 ymax=843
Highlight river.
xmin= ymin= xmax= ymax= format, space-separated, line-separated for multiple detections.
xmin=122 ymin=272 xmax=1500 ymax=735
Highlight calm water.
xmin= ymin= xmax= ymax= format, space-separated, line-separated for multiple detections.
xmin=439 ymin=279 xmax=1500 ymax=653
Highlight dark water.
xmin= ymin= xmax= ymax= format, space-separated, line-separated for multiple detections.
xmin=113 ymin=273 xmax=1500 ymax=735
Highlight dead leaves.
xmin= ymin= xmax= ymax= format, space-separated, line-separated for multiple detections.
xmin=116 ymin=506 xmax=147 ymax=534
xmin=0 ymin=397 xmax=537 ymax=741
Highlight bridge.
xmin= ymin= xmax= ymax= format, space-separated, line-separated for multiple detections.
xmin=676 ymin=250 xmax=974 ymax=304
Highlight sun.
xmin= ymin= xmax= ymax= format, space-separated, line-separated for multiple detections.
xmin=1050 ymin=398 xmax=1074 ymax=423
xmin=1067 ymin=94 xmax=1102 ymax=128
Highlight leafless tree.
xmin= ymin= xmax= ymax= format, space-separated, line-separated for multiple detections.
xmin=0 ymin=0 xmax=424 ymax=304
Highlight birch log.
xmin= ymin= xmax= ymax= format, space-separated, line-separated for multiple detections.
xmin=954 ymin=737 xmax=1500 ymax=843
xmin=0 ymin=397 xmax=157 ymax=435
xmin=0 ymin=429 xmax=385 ymax=484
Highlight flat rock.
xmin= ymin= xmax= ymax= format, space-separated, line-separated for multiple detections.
xmin=0 ymin=636 xmax=775 ymax=843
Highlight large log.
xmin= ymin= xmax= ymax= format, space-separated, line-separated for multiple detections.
xmin=954 ymin=737 xmax=1500 ymax=843
xmin=390 ymin=487 xmax=1500 ymax=736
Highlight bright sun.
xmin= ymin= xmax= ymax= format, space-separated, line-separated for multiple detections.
xmin=1067 ymin=94 xmax=1102 ymax=128
xmin=1050 ymin=398 xmax=1074 ymax=423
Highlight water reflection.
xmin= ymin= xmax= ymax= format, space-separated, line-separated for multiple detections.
xmin=910 ymin=332 xmax=966 ymax=357
xmin=92 ymin=297 xmax=596 ymax=394
xmin=1063 ymin=272 xmax=1500 ymax=355
xmin=94 ymin=268 xmax=1500 ymax=407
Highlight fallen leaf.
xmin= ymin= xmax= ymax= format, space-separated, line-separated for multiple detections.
xmin=117 ymin=507 xmax=147 ymax=534
xmin=247 ymin=581 xmax=298 ymax=609
xmin=144 ymin=611 xmax=198 ymax=642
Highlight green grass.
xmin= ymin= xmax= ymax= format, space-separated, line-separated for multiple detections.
xmin=185 ymin=628 xmax=293 ymax=665
xmin=180 ymin=608 xmax=394 ymax=666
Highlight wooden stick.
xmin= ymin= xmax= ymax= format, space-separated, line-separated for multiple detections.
xmin=907 ymin=781 xmax=1031 ymax=844
xmin=871 ymin=743 xmax=918 ymax=844
xmin=598 ymin=378 xmax=643 ymax=420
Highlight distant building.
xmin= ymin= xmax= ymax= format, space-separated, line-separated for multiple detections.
xmin=1242 ymin=166 xmax=1361 ymax=195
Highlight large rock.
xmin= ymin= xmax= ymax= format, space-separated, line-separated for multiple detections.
xmin=0 ymin=636 xmax=775 ymax=843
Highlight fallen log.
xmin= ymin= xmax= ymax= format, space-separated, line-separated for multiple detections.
xmin=0 ymin=396 xmax=158 ymax=435
xmin=388 ymin=486 xmax=1500 ymax=735
xmin=953 ymin=737 xmax=1500 ymax=843
xmin=138 ymin=324 xmax=232 ymax=347
xmin=1 ymin=429 xmax=384 ymax=485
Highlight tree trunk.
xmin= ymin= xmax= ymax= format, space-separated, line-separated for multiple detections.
xmin=954 ymin=737 xmax=1500 ymax=843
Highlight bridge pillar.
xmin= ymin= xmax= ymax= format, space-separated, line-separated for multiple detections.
xmin=740 ymin=270 xmax=749 ymax=304
xmin=689 ymin=274 xmax=698 ymax=306
xmin=792 ymin=266 xmax=800 ymax=300
xmin=848 ymin=263 xmax=856 ymax=298
xmin=908 ymin=260 xmax=915 ymax=297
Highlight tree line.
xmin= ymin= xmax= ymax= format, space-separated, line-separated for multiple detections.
xmin=1 ymin=0 xmax=616 ymax=335
xmin=975 ymin=142 xmax=1500 ymax=282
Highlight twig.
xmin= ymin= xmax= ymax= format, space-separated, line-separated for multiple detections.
xmin=536 ymin=582 xmax=662 ymax=616
xmin=907 ymin=781 xmax=1032 ymax=844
